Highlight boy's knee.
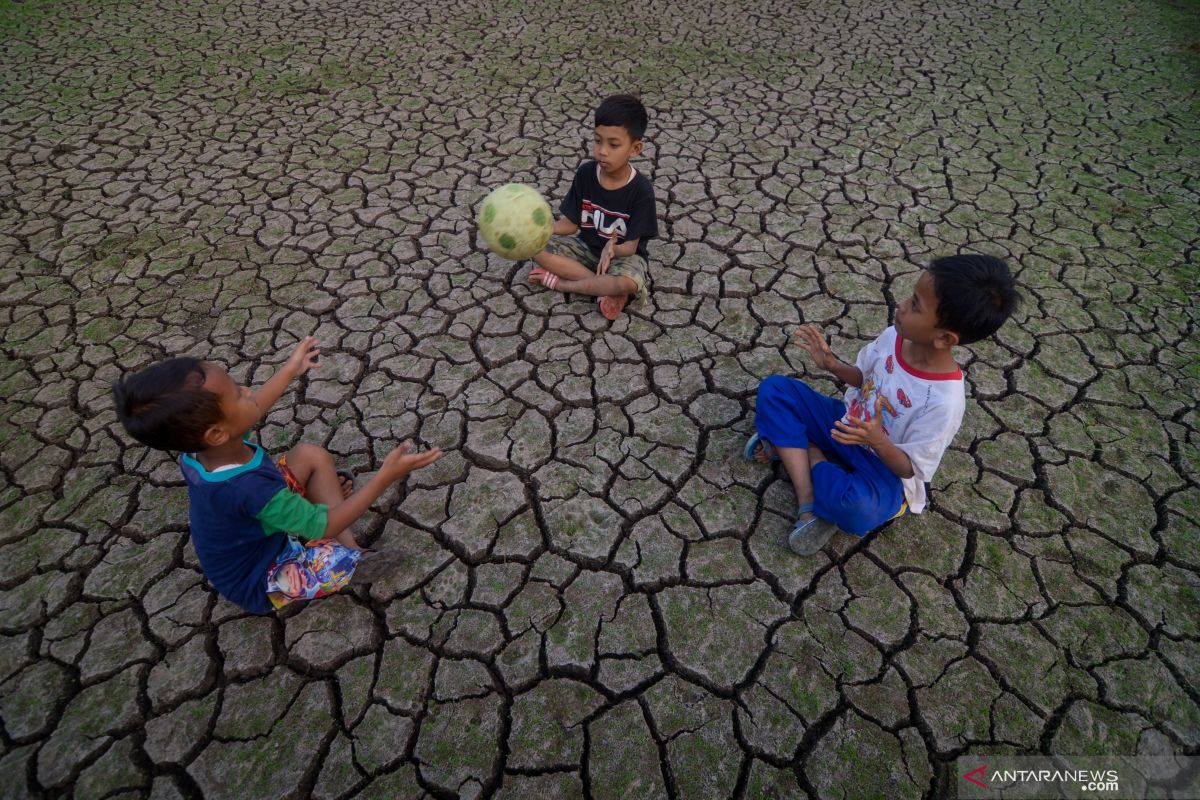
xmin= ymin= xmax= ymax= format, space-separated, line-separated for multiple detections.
xmin=758 ymin=374 xmax=793 ymax=401
xmin=288 ymin=442 xmax=333 ymax=467
xmin=607 ymin=256 xmax=648 ymax=298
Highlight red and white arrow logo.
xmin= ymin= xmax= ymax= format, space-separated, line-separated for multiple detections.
xmin=962 ymin=765 xmax=988 ymax=788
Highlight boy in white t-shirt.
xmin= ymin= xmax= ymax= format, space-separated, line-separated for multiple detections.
xmin=746 ymin=255 xmax=1020 ymax=555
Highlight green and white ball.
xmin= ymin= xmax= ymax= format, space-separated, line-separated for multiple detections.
xmin=477 ymin=183 xmax=553 ymax=260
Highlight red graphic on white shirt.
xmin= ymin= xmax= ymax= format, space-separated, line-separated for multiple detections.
xmin=897 ymin=387 xmax=912 ymax=408
xmin=580 ymin=199 xmax=629 ymax=239
xmin=885 ymin=355 xmax=894 ymax=373
xmin=846 ymin=375 xmax=900 ymax=433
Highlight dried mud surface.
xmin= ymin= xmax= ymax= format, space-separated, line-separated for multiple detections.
xmin=1 ymin=0 xmax=1198 ymax=797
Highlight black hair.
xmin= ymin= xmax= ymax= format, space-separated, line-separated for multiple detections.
xmin=927 ymin=254 xmax=1020 ymax=345
xmin=594 ymin=94 xmax=648 ymax=140
xmin=111 ymin=357 xmax=223 ymax=452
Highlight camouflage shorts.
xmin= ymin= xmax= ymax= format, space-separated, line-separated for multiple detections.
xmin=545 ymin=235 xmax=649 ymax=301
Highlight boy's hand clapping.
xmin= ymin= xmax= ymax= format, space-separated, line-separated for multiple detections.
xmin=794 ymin=325 xmax=839 ymax=372
xmin=285 ymin=336 xmax=321 ymax=378
xmin=380 ymin=440 xmax=444 ymax=484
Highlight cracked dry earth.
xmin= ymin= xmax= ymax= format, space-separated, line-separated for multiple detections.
xmin=1 ymin=0 xmax=1198 ymax=798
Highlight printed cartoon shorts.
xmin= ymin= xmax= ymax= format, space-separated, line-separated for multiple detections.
xmin=545 ymin=235 xmax=649 ymax=301
xmin=266 ymin=537 xmax=362 ymax=609
xmin=265 ymin=454 xmax=361 ymax=609
xmin=275 ymin=454 xmax=306 ymax=495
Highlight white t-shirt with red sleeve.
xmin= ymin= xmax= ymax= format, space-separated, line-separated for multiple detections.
xmin=842 ymin=327 xmax=965 ymax=513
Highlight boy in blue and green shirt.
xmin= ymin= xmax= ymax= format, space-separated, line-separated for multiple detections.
xmin=112 ymin=337 xmax=442 ymax=614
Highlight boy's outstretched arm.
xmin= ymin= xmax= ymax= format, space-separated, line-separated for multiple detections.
xmin=255 ymin=336 xmax=320 ymax=412
xmin=831 ymin=396 xmax=914 ymax=479
xmin=795 ymin=325 xmax=863 ymax=387
xmin=324 ymin=441 xmax=443 ymax=538
xmin=553 ymin=218 xmax=579 ymax=235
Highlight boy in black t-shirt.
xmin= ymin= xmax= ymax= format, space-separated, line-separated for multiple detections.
xmin=529 ymin=94 xmax=658 ymax=321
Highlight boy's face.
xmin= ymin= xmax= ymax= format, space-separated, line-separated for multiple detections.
xmin=593 ymin=125 xmax=642 ymax=176
xmin=894 ymin=270 xmax=957 ymax=347
xmin=200 ymin=362 xmax=262 ymax=444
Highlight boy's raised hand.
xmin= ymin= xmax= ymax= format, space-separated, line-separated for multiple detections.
xmin=285 ymin=336 xmax=321 ymax=378
xmin=794 ymin=325 xmax=839 ymax=372
xmin=254 ymin=335 xmax=321 ymax=413
xmin=379 ymin=440 xmax=444 ymax=484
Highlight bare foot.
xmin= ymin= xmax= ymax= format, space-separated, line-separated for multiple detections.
xmin=337 ymin=471 xmax=354 ymax=499
xmin=598 ymin=294 xmax=628 ymax=321
xmin=529 ymin=267 xmax=560 ymax=291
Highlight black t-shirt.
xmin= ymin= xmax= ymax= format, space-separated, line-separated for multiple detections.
xmin=561 ymin=161 xmax=658 ymax=258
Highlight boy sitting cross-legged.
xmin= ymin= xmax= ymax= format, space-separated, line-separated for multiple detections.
xmin=747 ymin=255 xmax=1020 ymax=555
xmin=529 ymin=93 xmax=659 ymax=321
xmin=112 ymin=337 xmax=443 ymax=613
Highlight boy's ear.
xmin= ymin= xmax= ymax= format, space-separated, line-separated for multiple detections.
xmin=935 ymin=329 xmax=960 ymax=349
xmin=203 ymin=423 xmax=231 ymax=448
xmin=631 ymin=138 xmax=644 ymax=157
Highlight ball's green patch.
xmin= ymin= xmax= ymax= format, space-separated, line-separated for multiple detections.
xmin=481 ymin=203 xmax=496 ymax=224
xmin=531 ymin=208 xmax=547 ymax=227
xmin=499 ymin=233 xmax=516 ymax=250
